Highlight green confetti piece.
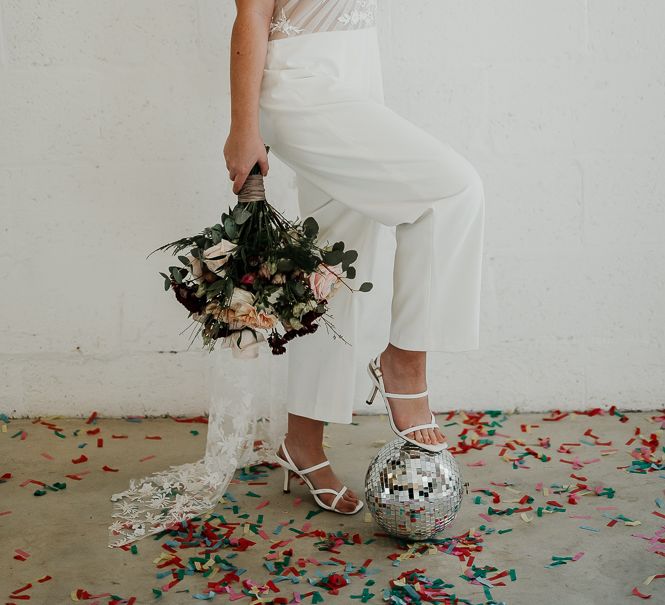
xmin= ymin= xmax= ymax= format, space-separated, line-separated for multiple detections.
xmin=246 ymin=491 xmax=261 ymax=498
xmin=190 ymin=430 xmax=199 ymax=436
xmin=509 ymin=568 xmax=517 ymax=581
xmin=306 ymin=509 xmax=323 ymax=520
xmin=311 ymin=590 xmax=324 ymax=603
xmin=152 ymin=588 xmax=163 ymax=598
xmin=498 ymin=528 xmax=512 ymax=534
xmin=54 ymin=431 xmax=66 ymax=438
xmin=130 ymin=544 xmax=138 ymax=554
xmin=33 ymin=489 xmax=46 ymax=496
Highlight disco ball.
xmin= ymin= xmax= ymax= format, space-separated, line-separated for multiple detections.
xmin=364 ymin=439 xmax=466 ymax=540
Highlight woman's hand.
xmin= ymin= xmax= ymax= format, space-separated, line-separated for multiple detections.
xmin=224 ymin=128 xmax=269 ymax=195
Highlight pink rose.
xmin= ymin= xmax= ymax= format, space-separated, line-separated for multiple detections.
xmin=309 ymin=263 xmax=343 ymax=301
xmin=241 ymin=273 xmax=256 ymax=285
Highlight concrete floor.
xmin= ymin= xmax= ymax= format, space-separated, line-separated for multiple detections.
xmin=1 ymin=410 xmax=663 ymax=604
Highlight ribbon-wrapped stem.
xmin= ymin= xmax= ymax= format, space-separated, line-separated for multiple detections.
xmin=237 ymin=145 xmax=270 ymax=204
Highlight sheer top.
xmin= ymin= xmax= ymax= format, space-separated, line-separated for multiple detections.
xmin=269 ymin=0 xmax=377 ymax=41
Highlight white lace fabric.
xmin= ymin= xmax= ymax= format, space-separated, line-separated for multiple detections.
xmin=269 ymin=0 xmax=377 ymax=41
xmin=108 ymin=349 xmax=289 ymax=548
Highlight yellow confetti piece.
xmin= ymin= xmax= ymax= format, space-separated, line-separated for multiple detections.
xmin=624 ymin=520 xmax=641 ymax=526
xmin=644 ymin=575 xmax=656 ymax=585
xmin=363 ymin=512 xmax=373 ymax=523
xmin=1 ymin=424 xmax=7 ymax=432
xmin=505 ymin=486 xmax=520 ymax=494
xmin=520 ymin=512 xmax=532 ymax=523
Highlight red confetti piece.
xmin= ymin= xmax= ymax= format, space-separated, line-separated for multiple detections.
xmin=85 ymin=411 xmax=98 ymax=424
xmin=112 ymin=434 xmax=128 ymax=439
xmin=170 ymin=415 xmax=209 ymax=424
xmin=97 ymin=438 xmax=103 ymax=448
xmin=145 ymin=435 xmax=162 ymax=440
xmin=631 ymin=586 xmax=652 ymax=599
xmin=20 ymin=479 xmax=45 ymax=487
xmin=86 ymin=427 xmax=100 ymax=435
xmin=139 ymin=455 xmax=156 ymax=462
xmin=102 ymin=465 xmax=119 ymax=472
xmin=40 ymin=452 xmax=54 ymax=460
xmin=72 ymin=454 xmax=88 ymax=464
xmin=13 ymin=548 xmax=30 ymax=561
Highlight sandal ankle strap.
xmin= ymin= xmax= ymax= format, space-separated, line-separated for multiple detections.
xmin=383 ymin=390 xmax=429 ymax=399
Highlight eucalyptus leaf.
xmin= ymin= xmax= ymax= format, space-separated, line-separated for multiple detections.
xmin=302 ymin=216 xmax=319 ymax=237
xmin=359 ymin=281 xmax=373 ymax=292
xmin=332 ymin=241 xmax=345 ymax=251
xmin=224 ymin=217 xmax=238 ymax=240
xmin=178 ymin=255 xmax=191 ymax=266
xmin=345 ymin=266 xmax=356 ymax=279
xmin=224 ymin=278 xmax=235 ymax=300
xmin=277 ymin=258 xmax=295 ymax=272
xmin=343 ymin=249 xmax=358 ymax=264
xmin=233 ymin=205 xmax=253 ymax=225
xmin=163 ymin=276 xmax=171 ymax=291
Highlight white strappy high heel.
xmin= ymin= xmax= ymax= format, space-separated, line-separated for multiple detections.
xmin=274 ymin=438 xmax=364 ymax=515
xmin=366 ymin=353 xmax=448 ymax=453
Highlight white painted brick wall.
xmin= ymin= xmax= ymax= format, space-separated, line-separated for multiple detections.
xmin=1 ymin=1 xmax=663 ymax=416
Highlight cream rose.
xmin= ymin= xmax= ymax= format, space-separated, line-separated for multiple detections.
xmin=202 ymin=240 xmax=237 ymax=275
xmin=309 ymin=262 xmax=343 ymax=301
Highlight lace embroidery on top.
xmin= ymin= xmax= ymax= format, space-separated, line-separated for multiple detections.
xmin=269 ymin=0 xmax=377 ymax=41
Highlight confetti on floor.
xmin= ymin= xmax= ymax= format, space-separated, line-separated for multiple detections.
xmin=1 ymin=408 xmax=664 ymax=604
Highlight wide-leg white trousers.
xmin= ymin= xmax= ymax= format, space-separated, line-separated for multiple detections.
xmin=258 ymin=27 xmax=485 ymax=425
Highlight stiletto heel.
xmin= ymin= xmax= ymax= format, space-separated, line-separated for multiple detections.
xmin=282 ymin=468 xmax=291 ymax=493
xmin=366 ymin=352 xmax=448 ymax=453
xmin=274 ymin=438 xmax=363 ymax=515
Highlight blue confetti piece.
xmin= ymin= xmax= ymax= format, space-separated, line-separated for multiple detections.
xmin=579 ymin=525 xmax=600 ymax=532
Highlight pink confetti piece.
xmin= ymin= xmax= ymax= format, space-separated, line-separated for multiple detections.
xmin=572 ymin=552 xmax=585 ymax=561
xmin=569 ymin=515 xmax=593 ymax=520
xmin=466 ymin=460 xmax=486 ymax=467
xmin=139 ymin=455 xmax=156 ymax=462
xmin=40 ymin=452 xmax=54 ymax=461
xmin=0 ymin=510 xmax=12 ymax=516
xmin=478 ymin=513 xmax=493 ymax=523
xmin=256 ymin=500 xmax=270 ymax=510
xmin=596 ymin=506 xmax=618 ymax=511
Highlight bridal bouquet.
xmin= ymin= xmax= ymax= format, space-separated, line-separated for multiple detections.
xmin=149 ymin=153 xmax=372 ymax=358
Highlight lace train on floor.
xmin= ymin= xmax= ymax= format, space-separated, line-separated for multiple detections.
xmin=108 ymin=346 xmax=289 ymax=548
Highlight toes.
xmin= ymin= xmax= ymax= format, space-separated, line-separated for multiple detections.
xmin=435 ymin=427 xmax=446 ymax=443
xmin=411 ymin=429 xmax=425 ymax=444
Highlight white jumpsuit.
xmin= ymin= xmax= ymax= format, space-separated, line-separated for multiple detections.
xmin=259 ymin=0 xmax=486 ymax=424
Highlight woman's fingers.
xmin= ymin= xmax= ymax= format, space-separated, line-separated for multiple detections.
xmin=233 ymin=171 xmax=249 ymax=195
xmin=257 ymin=154 xmax=270 ymax=177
